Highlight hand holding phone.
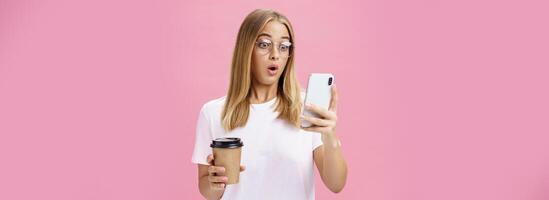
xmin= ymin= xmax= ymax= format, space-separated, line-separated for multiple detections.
xmin=301 ymin=73 xmax=334 ymax=128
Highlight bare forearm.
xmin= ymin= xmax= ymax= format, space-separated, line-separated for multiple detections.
xmin=199 ymin=175 xmax=224 ymax=200
xmin=321 ymin=133 xmax=348 ymax=193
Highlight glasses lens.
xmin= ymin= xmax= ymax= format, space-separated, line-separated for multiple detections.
xmin=256 ymin=39 xmax=271 ymax=55
xmin=256 ymin=39 xmax=292 ymax=57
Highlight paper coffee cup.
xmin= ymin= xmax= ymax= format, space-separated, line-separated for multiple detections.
xmin=210 ymin=137 xmax=243 ymax=185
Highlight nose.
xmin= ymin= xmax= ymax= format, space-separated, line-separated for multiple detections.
xmin=269 ymin=47 xmax=280 ymax=61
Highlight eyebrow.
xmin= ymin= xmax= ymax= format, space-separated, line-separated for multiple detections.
xmin=257 ymin=33 xmax=290 ymax=40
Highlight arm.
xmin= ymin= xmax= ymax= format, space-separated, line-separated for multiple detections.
xmin=313 ymin=134 xmax=347 ymax=193
xmin=302 ymin=84 xmax=348 ymax=193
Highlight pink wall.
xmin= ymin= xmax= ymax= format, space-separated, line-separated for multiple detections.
xmin=1 ymin=0 xmax=548 ymax=199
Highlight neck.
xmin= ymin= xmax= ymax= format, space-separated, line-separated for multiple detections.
xmin=249 ymin=81 xmax=278 ymax=104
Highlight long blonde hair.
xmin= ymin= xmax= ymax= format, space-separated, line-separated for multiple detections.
xmin=221 ymin=9 xmax=302 ymax=132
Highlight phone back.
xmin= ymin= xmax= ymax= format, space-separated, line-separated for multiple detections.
xmin=302 ymin=73 xmax=334 ymax=128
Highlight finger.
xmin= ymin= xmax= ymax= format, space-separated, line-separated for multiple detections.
xmin=303 ymin=126 xmax=328 ymax=133
xmin=208 ymin=166 xmax=226 ymax=175
xmin=305 ymin=103 xmax=336 ymax=120
xmin=210 ymin=183 xmax=226 ymax=190
xmin=240 ymin=165 xmax=246 ymax=172
xmin=329 ymin=84 xmax=338 ymax=112
xmin=208 ymin=175 xmax=228 ymax=183
xmin=301 ymin=115 xmax=333 ymax=127
xmin=207 ymin=154 xmax=214 ymax=165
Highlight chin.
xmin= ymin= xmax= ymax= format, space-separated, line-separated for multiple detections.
xmin=258 ymin=76 xmax=279 ymax=86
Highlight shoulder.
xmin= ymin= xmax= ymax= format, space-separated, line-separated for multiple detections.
xmin=199 ymin=96 xmax=227 ymax=118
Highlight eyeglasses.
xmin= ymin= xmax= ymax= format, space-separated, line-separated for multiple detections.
xmin=254 ymin=38 xmax=292 ymax=57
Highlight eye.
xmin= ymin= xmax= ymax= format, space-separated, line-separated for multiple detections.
xmin=280 ymin=42 xmax=292 ymax=51
xmin=256 ymin=40 xmax=272 ymax=49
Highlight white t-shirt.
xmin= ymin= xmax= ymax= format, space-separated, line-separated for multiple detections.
xmin=191 ymin=94 xmax=323 ymax=200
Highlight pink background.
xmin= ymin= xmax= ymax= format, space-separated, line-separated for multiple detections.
xmin=1 ymin=0 xmax=548 ymax=199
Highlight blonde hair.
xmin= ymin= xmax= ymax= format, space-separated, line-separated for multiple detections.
xmin=221 ymin=9 xmax=302 ymax=132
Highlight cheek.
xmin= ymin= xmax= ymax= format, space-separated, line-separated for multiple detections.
xmin=253 ymin=54 xmax=266 ymax=66
xmin=252 ymin=55 xmax=267 ymax=69
xmin=281 ymin=59 xmax=289 ymax=71
xmin=251 ymin=55 xmax=263 ymax=75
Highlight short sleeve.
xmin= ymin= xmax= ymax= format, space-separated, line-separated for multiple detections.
xmin=191 ymin=106 xmax=214 ymax=165
xmin=312 ymin=132 xmax=324 ymax=150
xmin=312 ymin=133 xmax=323 ymax=150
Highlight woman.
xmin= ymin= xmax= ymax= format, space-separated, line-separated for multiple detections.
xmin=191 ymin=9 xmax=347 ymax=200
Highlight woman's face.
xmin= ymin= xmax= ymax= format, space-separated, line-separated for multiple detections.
xmin=251 ymin=21 xmax=292 ymax=87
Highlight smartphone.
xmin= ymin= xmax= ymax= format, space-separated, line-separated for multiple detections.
xmin=301 ymin=73 xmax=334 ymax=128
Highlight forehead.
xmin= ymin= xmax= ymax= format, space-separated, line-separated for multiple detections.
xmin=258 ymin=21 xmax=290 ymax=39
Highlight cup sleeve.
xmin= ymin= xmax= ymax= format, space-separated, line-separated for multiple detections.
xmin=191 ymin=106 xmax=214 ymax=165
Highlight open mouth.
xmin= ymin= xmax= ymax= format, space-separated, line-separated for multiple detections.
xmin=267 ymin=65 xmax=279 ymax=76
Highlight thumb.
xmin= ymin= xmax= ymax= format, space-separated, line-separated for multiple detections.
xmin=207 ymin=154 xmax=214 ymax=165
